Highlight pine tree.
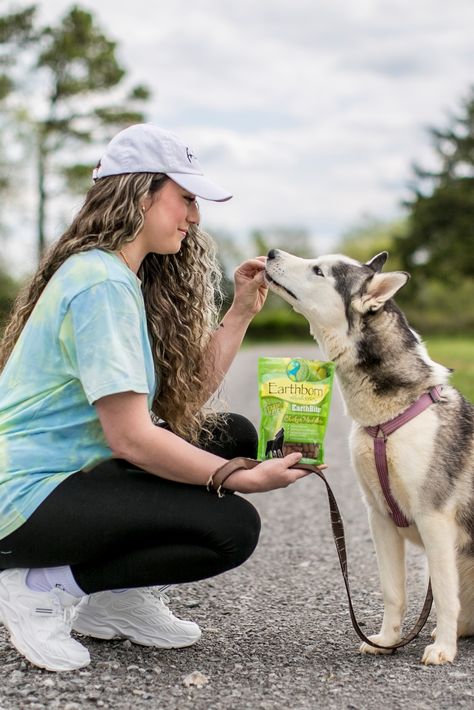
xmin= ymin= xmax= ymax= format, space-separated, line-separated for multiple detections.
xmin=397 ymin=88 xmax=474 ymax=282
xmin=0 ymin=4 xmax=37 ymax=192
xmin=0 ymin=4 xmax=36 ymax=101
xmin=31 ymin=5 xmax=150 ymax=258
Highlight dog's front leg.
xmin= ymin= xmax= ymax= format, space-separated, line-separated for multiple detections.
xmin=416 ymin=513 xmax=459 ymax=665
xmin=359 ymin=507 xmax=406 ymax=655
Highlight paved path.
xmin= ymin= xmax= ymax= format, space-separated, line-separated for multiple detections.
xmin=0 ymin=344 xmax=472 ymax=709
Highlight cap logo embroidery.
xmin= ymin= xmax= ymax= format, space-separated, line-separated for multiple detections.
xmin=92 ymin=159 xmax=102 ymax=181
xmin=186 ymin=147 xmax=196 ymax=164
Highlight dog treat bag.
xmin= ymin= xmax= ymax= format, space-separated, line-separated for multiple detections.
xmin=257 ymin=357 xmax=335 ymax=465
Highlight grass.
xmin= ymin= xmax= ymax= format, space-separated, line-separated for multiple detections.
xmin=425 ymin=336 xmax=474 ymax=402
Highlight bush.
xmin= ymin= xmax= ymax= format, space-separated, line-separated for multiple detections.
xmin=245 ymin=307 xmax=312 ymax=342
xmin=399 ymin=278 xmax=474 ymax=336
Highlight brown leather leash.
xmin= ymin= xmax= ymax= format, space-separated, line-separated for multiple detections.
xmin=210 ymin=457 xmax=433 ymax=652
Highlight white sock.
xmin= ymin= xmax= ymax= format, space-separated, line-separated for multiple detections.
xmin=26 ymin=565 xmax=86 ymax=598
xmin=111 ymin=585 xmax=170 ymax=594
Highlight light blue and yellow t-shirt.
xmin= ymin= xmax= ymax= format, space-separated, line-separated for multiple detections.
xmin=0 ymin=249 xmax=157 ymax=540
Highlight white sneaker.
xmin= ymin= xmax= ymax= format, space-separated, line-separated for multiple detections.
xmin=73 ymin=588 xmax=202 ymax=648
xmin=0 ymin=569 xmax=90 ymax=672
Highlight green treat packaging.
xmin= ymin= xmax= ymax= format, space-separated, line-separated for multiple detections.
xmin=257 ymin=356 xmax=335 ymax=465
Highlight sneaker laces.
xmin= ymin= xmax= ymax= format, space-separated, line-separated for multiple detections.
xmin=141 ymin=588 xmax=175 ymax=620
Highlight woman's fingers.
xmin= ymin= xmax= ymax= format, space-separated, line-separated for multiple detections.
xmin=290 ymin=468 xmax=314 ymax=481
xmin=227 ymin=456 xmax=329 ymax=493
xmin=282 ymin=452 xmax=303 ymax=467
xmin=235 ymin=259 xmax=266 ymax=278
xmin=282 ymin=453 xmax=328 ymax=473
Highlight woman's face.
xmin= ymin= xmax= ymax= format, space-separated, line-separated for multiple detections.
xmin=139 ymin=179 xmax=200 ymax=255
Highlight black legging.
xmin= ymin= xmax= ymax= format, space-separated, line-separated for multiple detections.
xmin=0 ymin=413 xmax=261 ymax=594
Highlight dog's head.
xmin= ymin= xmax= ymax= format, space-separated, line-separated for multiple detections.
xmin=265 ymin=249 xmax=410 ymax=332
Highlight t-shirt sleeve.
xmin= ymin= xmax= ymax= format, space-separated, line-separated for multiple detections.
xmin=59 ymin=280 xmax=151 ymax=405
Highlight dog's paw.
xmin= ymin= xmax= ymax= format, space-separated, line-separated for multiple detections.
xmin=359 ymin=635 xmax=396 ymax=655
xmin=431 ymin=626 xmax=437 ymax=640
xmin=421 ymin=642 xmax=456 ymax=665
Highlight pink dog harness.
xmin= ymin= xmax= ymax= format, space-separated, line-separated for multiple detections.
xmin=365 ymin=386 xmax=444 ymax=527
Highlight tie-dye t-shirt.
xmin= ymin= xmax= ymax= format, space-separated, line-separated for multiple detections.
xmin=0 ymin=249 xmax=156 ymax=540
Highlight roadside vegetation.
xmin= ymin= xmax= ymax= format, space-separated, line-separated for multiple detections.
xmin=425 ymin=336 xmax=474 ymax=401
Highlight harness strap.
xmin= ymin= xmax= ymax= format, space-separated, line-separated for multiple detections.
xmin=365 ymin=386 xmax=444 ymax=528
xmin=373 ymin=433 xmax=410 ymax=527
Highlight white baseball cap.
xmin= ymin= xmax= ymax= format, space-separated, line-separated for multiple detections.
xmin=92 ymin=123 xmax=232 ymax=202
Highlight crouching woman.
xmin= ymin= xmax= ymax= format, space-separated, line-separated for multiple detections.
xmin=0 ymin=124 xmax=308 ymax=671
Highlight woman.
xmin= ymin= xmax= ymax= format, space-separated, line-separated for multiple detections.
xmin=0 ymin=124 xmax=309 ymax=672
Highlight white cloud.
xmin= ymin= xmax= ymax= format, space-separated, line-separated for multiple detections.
xmin=6 ymin=0 xmax=474 ymax=274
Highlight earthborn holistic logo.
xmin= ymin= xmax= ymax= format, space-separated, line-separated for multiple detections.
xmin=286 ymin=358 xmax=330 ymax=385
xmin=286 ymin=358 xmax=308 ymax=382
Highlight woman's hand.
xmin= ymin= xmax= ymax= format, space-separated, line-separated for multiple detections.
xmin=231 ymin=256 xmax=268 ymax=320
xmin=223 ymin=453 xmax=327 ymax=494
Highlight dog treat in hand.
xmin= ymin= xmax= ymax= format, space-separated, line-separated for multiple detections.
xmin=257 ymin=357 xmax=335 ymax=465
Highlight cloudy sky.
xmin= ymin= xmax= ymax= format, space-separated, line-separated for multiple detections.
xmin=9 ymin=0 xmax=474 ymax=271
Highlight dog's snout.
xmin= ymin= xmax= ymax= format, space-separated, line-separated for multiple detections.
xmin=267 ymin=249 xmax=279 ymax=260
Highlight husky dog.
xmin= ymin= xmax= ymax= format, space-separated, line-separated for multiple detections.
xmin=265 ymin=248 xmax=474 ymax=665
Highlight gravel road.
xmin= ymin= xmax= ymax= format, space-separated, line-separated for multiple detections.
xmin=0 ymin=344 xmax=472 ymax=710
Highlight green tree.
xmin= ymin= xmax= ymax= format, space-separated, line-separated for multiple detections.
xmin=23 ymin=5 xmax=151 ymax=259
xmin=0 ymin=3 xmax=36 ymax=102
xmin=337 ymin=216 xmax=407 ymax=269
xmin=396 ymin=87 xmax=474 ymax=283
xmin=0 ymin=4 xmax=36 ymax=193
xmin=34 ymin=5 xmax=151 ymax=257
xmin=0 ymin=5 xmax=36 ymax=316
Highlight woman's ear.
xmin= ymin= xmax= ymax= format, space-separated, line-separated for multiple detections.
xmin=141 ymin=194 xmax=154 ymax=213
xmin=352 ymin=271 xmax=410 ymax=314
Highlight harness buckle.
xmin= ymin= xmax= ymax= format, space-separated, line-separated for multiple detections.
xmin=429 ymin=385 xmax=444 ymax=403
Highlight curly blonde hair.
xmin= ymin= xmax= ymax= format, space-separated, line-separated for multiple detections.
xmin=0 ymin=173 xmax=224 ymax=443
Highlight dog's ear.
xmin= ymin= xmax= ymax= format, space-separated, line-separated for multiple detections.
xmin=365 ymin=252 xmax=388 ymax=273
xmin=352 ymin=271 xmax=410 ymax=314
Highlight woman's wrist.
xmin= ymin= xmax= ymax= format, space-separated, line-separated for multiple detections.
xmin=206 ymin=459 xmax=256 ymax=496
xmin=218 ymin=468 xmax=255 ymax=494
xmin=224 ymin=303 xmax=254 ymax=328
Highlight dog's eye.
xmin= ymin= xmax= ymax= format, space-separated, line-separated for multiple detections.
xmin=312 ymin=266 xmax=324 ymax=277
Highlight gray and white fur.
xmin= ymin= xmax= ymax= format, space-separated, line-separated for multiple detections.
xmin=265 ymin=248 xmax=474 ymax=665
